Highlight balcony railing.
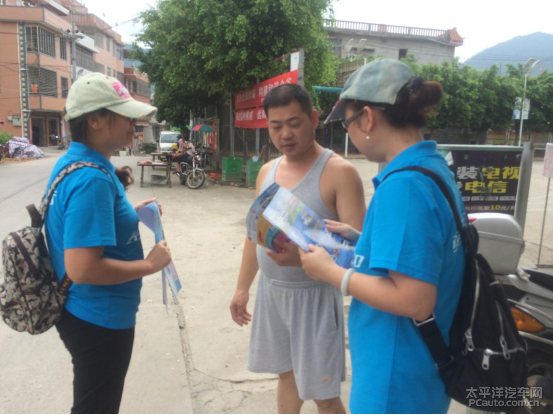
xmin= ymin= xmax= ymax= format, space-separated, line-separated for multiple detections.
xmin=324 ymin=19 xmax=449 ymax=41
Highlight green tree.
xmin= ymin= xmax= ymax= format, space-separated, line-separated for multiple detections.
xmin=135 ymin=0 xmax=336 ymax=125
xmin=0 ymin=131 xmax=13 ymax=145
xmin=417 ymin=59 xmax=481 ymax=130
xmin=525 ymin=71 xmax=553 ymax=132
xmin=399 ymin=53 xmax=420 ymax=74
xmin=402 ymin=58 xmax=523 ymax=133
xmin=503 ymin=64 xmax=553 ymax=132
xmin=472 ymin=65 xmax=520 ymax=131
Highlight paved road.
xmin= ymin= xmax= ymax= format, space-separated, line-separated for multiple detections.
xmin=0 ymin=149 xmax=192 ymax=414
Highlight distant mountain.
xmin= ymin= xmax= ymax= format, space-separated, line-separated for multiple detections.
xmin=465 ymin=32 xmax=553 ymax=73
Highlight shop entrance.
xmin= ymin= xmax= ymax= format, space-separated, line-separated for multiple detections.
xmin=31 ymin=118 xmax=45 ymax=147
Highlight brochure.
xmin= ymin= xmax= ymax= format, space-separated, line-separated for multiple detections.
xmin=246 ymin=183 xmax=356 ymax=268
xmin=137 ymin=202 xmax=182 ymax=304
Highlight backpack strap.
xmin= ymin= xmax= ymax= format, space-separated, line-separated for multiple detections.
xmin=37 ymin=162 xmax=111 ymax=296
xmin=38 ymin=161 xmax=112 ymax=228
xmin=26 ymin=204 xmax=42 ymax=228
xmin=382 ymin=165 xmax=469 ymax=368
xmin=383 ymin=166 xmax=466 ymax=239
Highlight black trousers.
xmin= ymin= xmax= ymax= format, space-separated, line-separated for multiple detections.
xmin=56 ymin=310 xmax=135 ymax=414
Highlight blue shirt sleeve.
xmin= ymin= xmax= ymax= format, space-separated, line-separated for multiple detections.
xmin=63 ymin=176 xmax=117 ymax=249
xmin=368 ymin=175 xmax=446 ymax=285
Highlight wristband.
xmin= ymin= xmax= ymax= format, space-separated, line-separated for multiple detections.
xmin=340 ymin=268 xmax=355 ymax=296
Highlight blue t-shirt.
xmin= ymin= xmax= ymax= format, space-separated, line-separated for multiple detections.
xmin=45 ymin=142 xmax=144 ymax=329
xmin=349 ymin=141 xmax=465 ymax=414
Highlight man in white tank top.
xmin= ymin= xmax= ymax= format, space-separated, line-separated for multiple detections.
xmin=230 ymin=85 xmax=366 ymax=414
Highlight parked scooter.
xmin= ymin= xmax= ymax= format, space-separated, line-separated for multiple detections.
xmin=177 ymin=151 xmax=206 ymax=189
xmin=471 ymin=213 xmax=553 ymax=413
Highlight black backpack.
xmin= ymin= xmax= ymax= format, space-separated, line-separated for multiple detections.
xmin=385 ymin=166 xmax=527 ymax=412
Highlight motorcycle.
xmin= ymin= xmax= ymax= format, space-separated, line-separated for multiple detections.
xmin=177 ymin=152 xmax=206 ymax=189
xmin=471 ymin=213 xmax=553 ymax=413
xmin=57 ymin=137 xmax=66 ymax=150
xmin=194 ymin=145 xmax=213 ymax=168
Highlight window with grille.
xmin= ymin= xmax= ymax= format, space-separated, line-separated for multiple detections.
xmin=61 ymin=77 xmax=69 ymax=98
xmin=60 ymin=37 xmax=67 ymax=60
xmin=117 ymin=44 xmax=123 ymax=61
xmin=26 ymin=27 xmax=38 ymax=52
xmin=76 ymin=45 xmax=95 ymax=71
xmin=26 ymin=26 xmax=56 ymax=57
xmin=106 ymin=37 xmax=111 ymax=52
xmin=132 ymin=81 xmax=137 ymax=94
xmin=94 ymin=32 xmax=104 ymax=49
xmin=28 ymin=67 xmax=58 ymax=97
xmin=134 ymin=79 xmax=151 ymax=97
xmin=107 ymin=67 xmax=111 ymax=76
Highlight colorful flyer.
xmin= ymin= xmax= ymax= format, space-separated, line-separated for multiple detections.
xmin=247 ymin=183 xmax=356 ymax=268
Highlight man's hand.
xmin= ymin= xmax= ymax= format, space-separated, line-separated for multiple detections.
xmin=299 ymin=244 xmax=339 ymax=283
xmin=266 ymin=239 xmax=302 ymax=267
xmin=230 ymin=290 xmax=252 ymax=326
xmin=134 ymin=198 xmax=163 ymax=216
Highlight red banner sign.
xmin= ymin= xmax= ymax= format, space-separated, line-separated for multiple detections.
xmin=235 ymin=107 xmax=268 ymax=129
xmin=235 ymin=70 xmax=298 ymax=110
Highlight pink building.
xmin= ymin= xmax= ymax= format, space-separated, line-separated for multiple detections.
xmin=0 ymin=0 xmax=127 ymax=146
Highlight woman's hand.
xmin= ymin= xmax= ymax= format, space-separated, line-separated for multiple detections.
xmin=134 ymin=198 xmax=163 ymax=216
xmin=299 ymin=244 xmax=340 ymax=283
xmin=146 ymin=240 xmax=172 ymax=273
xmin=325 ymin=220 xmax=361 ymax=243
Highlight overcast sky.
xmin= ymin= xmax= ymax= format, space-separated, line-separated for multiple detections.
xmin=82 ymin=0 xmax=553 ymax=62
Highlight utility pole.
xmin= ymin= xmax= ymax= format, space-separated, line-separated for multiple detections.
xmin=517 ymin=58 xmax=541 ymax=146
xmin=70 ymin=1 xmax=77 ymax=83
xmin=517 ymin=76 xmax=528 ymax=147
xmin=255 ymin=77 xmax=260 ymax=157
xmin=230 ymin=94 xmax=235 ymax=157
xmin=63 ymin=2 xmax=86 ymax=83
xmin=297 ymin=47 xmax=305 ymax=87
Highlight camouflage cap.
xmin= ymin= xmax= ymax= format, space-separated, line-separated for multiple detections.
xmin=325 ymin=59 xmax=415 ymax=124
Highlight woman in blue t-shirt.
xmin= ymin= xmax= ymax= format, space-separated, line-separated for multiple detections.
xmin=299 ymin=59 xmax=466 ymax=413
xmin=45 ymin=73 xmax=172 ymax=414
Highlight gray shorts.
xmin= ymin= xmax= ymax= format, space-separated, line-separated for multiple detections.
xmin=248 ymin=275 xmax=346 ymax=401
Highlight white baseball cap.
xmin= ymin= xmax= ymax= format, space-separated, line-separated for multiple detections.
xmin=64 ymin=72 xmax=157 ymax=121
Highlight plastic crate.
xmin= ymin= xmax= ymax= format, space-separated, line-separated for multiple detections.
xmin=246 ymin=161 xmax=264 ymax=187
xmin=222 ymin=157 xmax=243 ymax=175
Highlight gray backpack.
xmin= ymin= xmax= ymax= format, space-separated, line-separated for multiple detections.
xmin=0 ymin=162 xmax=110 ymax=334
